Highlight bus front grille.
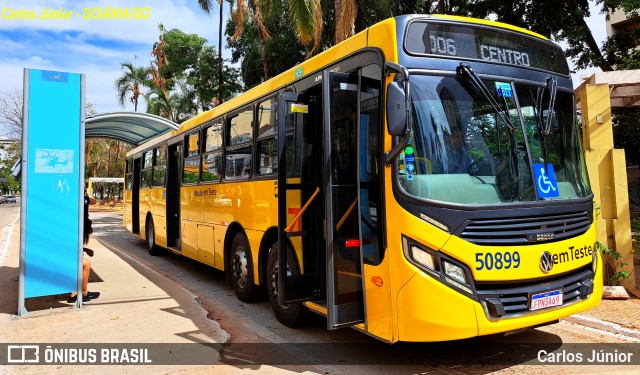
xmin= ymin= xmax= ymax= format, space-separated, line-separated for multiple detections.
xmin=459 ymin=211 xmax=592 ymax=246
xmin=475 ymin=265 xmax=594 ymax=318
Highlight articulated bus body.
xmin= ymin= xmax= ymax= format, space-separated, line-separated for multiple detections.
xmin=124 ymin=14 xmax=601 ymax=343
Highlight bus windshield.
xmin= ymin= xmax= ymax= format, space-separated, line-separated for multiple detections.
xmin=398 ymin=74 xmax=591 ymax=205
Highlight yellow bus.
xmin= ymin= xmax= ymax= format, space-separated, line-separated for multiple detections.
xmin=124 ymin=14 xmax=601 ymax=342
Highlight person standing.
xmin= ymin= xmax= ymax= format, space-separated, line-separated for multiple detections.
xmin=68 ymin=189 xmax=100 ymax=303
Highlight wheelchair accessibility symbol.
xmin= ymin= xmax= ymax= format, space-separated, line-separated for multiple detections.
xmin=533 ymin=163 xmax=559 ymax=198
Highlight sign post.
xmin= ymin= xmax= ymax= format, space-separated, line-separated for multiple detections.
xmin=18 ymin=69 xmax=85 ymax=315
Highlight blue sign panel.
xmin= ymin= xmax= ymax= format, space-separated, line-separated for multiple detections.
xmin=22 ymin=69 xmax=83 ymax=298
xmin=495 ymin=82 xmax=513 ymax=97
xmin=533 ymin=163 xmax=560 ymax=198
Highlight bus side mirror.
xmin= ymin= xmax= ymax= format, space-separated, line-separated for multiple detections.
xmin=386 ymin=82 xmax=406 ymax=136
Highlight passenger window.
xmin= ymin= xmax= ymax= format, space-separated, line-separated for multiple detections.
xmin=225 ymin=108 xmax=253 ymax=179
xmin=141 ymin=151 xmax=153 ymax=188
xmin=257 ymin=98 xmax=277 ymax=175
xmin=153 ymin=145 xmax=167 ymax=187
xmin=202 ymin=120 xmax=223 ymax=182
xmin=183 ymin=131 xmax=200 ymax=184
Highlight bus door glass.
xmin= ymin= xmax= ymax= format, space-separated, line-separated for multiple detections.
xmin=324 ymin=70 xmax=365 ymax=328
xmin=277 ymin=89 xmax=325 ymax=303
xmin=167 ymin=141 xmax=182 ymax=249
xmin=132 ymin=157 xmax=141 ymax=234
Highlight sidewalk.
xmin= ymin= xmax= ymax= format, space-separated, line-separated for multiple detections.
xmin=0 ymin=213 xmax=230 ymax=374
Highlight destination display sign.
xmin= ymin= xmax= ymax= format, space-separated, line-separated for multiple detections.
xmin=405 ymin=21 xmax=569 ymax=75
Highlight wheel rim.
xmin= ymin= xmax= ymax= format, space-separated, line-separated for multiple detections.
xmin=232 ymin=245 xmax=248 ymax=288
xmin=270 ymin=251 xmax=292 ymax=308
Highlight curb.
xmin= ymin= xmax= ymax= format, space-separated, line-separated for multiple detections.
xmin=563 ymin=314 xmax=640 ymax=341
xmin=0 ymin=214 xmax=19 ymax=264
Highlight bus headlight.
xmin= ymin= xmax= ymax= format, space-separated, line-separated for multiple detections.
xmin=411 ymin=245 xmax=435 ymax=271
xmin=443 ymin=260 xmax=473 ymax=294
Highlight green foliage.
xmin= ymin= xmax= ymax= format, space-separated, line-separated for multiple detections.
xmin=114 ymin=62 xmax=151 ymax=111
xmin=594 ymin=202 xmax=631 ymax=286
xmin=146 ymin=27 xmax=242 ymax=117
xmin=596 ymin=240 xmax=630 ymax=286
xmin=227 ymin=9 xmax=307 ymax=89
xmin=631 ymin=217 xmax=640 ymax=252
xmin=161 ymin=29 xmax=208 ymax=91
xmin=612 ymin=107 xmax=640 ymax=166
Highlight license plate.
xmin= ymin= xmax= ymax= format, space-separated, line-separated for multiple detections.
xmin=529 ymin=289 xmax=563 ymax=311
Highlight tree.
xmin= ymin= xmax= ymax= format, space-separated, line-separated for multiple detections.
xmin=148 ymin=28 xmax=242 ymax=116
xmin=226 ymin=7 xmax=308 ymax=89
xmin=229 ymin=0 xmax=322 ymax=81
xmin=0 ymin=88 xmax=23 ymax=142
xmin=114 ymin=62 xmax=151 ymax=111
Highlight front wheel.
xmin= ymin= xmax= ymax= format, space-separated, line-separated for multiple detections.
xmin=230 ymin=233 xmax=261 ymax=302
xmin=267 ymin=242 xmax=308 ymax=327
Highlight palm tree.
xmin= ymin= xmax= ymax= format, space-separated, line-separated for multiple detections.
xmin=114 ymin=62 xmax=151 ymax=111
xmin=229 ymin=0 xmax=322 ymax=80
xmin=335 ymin=0 xmax=356 ymax=43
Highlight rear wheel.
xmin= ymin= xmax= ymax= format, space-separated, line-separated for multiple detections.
xmin=267 ymin=241 xmax=308 ymax=327
xmin=230 ymin=233 xmax=260 ymax=302
xmin=146 ymin=218 xmax=161 ymax=256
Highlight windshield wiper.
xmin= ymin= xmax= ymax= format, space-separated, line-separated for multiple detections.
xmin=458 ymin=63 xmax=520 ymax=187
xmin=544 ymin=76 xmax=557 ymax=135
xmin=533 ymin=76 xmax=558 ymax=167
xmin=457 ymin=63 xmax=516 ymax=131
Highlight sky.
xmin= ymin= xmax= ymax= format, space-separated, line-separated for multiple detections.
xmin=0 ymin=1 xmax=608 ymax=118
xmin=0 ymin=0 xmax=230 ymax=115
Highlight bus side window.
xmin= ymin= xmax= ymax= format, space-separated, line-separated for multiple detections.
xmin=125 ymin=158 xmax=133 ymax=190
xmin=141 ymin=150 xmax=153 ymax=188
xmin=202 ymin=120 xmax=223 ymax=182
xmin=225 ymin=107 xmax=253 ymax=180
xmin=256 ymin=97 xmax=277 ymax=175
xmin=183 ymin=131 xmax=200 ymax=184
xmin=153 ymin=145 xmax=167 ymax=187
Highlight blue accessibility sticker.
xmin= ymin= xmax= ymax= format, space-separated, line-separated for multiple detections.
xmin=533 ymin=163 xmax=559 ymax=198
xmin=495 ymin=82 xmax=512 ymax=97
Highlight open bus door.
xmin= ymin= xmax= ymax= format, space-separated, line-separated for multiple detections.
xmin=323 ymin=71 xmax=366 ymax=328
xmin=277 ymin=61 xmax=382 ymax=330
xmin=277 ymin=91 xmax=326 ymax=303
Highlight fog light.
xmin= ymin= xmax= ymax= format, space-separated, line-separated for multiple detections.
xmin=411 ymin=245 xmax=435 ymax=270
xmin=443 ymin=261 xmax=472 ymax=293
xmin=443 ymin=260 xmax=466 ymax=284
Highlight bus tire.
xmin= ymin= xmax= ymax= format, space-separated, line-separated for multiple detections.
xmin=146 ymin=218 xmax=161 ymax=256
xmin=267 ymin=241 xmax=308 ymax=327
xmin=230 ymin=232 xmax=260 ymax=302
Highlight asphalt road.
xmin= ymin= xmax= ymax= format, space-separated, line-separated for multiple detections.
xmin=89 ymin=210 xmax=640 ymax=375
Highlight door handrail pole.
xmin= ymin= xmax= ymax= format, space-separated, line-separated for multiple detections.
xmin=285 ymin=187 xmax=321 ymax=233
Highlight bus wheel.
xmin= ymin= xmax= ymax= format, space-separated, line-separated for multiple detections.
xmin=267 ymin=242 xmax=308 ymax=327
xmin=230 ymin=233 xmax=259 ymax=302
xmin=146 ymin=218 xmax=160 ymax=256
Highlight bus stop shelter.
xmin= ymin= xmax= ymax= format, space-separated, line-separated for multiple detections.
xmin=575 ymin=69 xmax=640 ymax=290
xmin=85 ymin=112 xmax=179 ymax=146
